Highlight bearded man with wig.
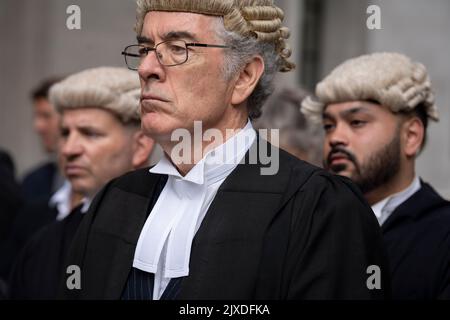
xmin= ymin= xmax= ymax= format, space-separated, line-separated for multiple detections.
xmin=303 ymin=52 xmax=450 ymax=299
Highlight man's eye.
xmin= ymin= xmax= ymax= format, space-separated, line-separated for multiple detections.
xmin=169 ymin=44 xmax=186 ymax=55
xmin=323 ymin=123 xmax=334 ymax=132
xmin=81 ymin=130 xmax=102 ymax=138
xmin=86 ymin=132 xmax=100 ymax=138
xmin=350 ymin=120 xmax=367 ymax=127
xmin=138 ymin=47 xmax=150 ymax=56
xmin=61 ymin=129 xmax=69 ymax=138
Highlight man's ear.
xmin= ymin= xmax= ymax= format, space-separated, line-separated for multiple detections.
xmin=402 ymin=117 xmax=424 ymax=158
xmin=132 ymin=130 xmax=155 ymax=169
xmin=231 ymin=55 xmax=265 ymax=106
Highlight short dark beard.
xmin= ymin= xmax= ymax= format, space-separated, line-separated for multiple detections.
xmin=353 ymin=133 xmax=401 ymax=194
xmin=324 ymin=129 xmax=402 ymax=195
xmin=325 ymin=146 xmax=359 ymax=174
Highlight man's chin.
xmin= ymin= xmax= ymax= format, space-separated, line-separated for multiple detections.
xmin=69 ymin=180 xmax=92 ymax=196
xmin=330 ymin=164 xmax=354 ymax=178
xmin=141 ymin=118 xmax=182 ymax=141
xmin=330 ymin=163 xmax=347 ymax=173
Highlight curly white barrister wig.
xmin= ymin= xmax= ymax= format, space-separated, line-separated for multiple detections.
xmin=135 ymin=0 xmax=295 ymax=72
xmin=49 ymin=67 xmax=141 ymax=124
xmin=301 ymin=52 xmax=439 ymax=123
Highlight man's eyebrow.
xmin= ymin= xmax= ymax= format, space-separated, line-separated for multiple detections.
xmin=137 ymin=31 xmax=199 ymax=45
xmin=322 ymin=112 xmax=334 ymax=121
xmin=340 ymin=106 xmax=373 ymax=117
xmin=164 ymin=31 xmax=198 ymax=42
xmin=323 ymin=105 xmax=374 ymax=120
xmin=77 ymin=124 xmax=102 ymax=131
xmin=137 ymin=35 xmax=153 ymax=45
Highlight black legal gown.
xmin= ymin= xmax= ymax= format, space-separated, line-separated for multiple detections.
xmin=381 ymin=182 xmax=450 ymax=299
xmin=8 ymin=205 xmax=84 ymax=299
xmin=59 ymin=141 xmax=391 ymax=299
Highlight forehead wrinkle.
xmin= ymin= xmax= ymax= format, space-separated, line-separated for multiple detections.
xmin=341 ymin=107 xmax=366 ymax=117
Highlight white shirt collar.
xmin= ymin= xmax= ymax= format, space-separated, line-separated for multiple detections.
xmin=49 ymin=180 xmax=72 ymax=221
xmin=81 ymin=197 xmax=92 ymax=213
xmin=49 ymin=180 xmax=91 ymax=220
xmin=150 ymin=120 xmax=256 ymax=185
xmin=371 ymin=176 xmax=421 ymax=225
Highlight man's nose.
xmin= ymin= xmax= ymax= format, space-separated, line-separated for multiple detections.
xmin=34 ymin=117 xmax=46 ymax=134
xmin=61 ymin=133 xmax=83 ymax=159
xmin=328 ymin=124 xmax=350 ymax=148
xmin=138 ymin=50 xmax=164 ymax=82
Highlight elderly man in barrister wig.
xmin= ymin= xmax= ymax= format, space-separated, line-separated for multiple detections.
xmin=303 ymin=52 xmax=450 ymax=299
xmin=60 ymin=0 xmax=390 ymax=300
xmin=8 ymin=67 xmax=156 ymax=299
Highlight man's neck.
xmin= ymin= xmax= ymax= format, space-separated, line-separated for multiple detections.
xmin=159 ymin=116 xmax=248 ymax=176
xmin=365 ymin=169 xmax=416 ymax=206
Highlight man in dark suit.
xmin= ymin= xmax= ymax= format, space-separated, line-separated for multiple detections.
xmin=60 ymin=0 xmax=390 ymax=300
xmin=22 ymin=77 xmax=66 ymax=202
xmin=0 ymin=78 xmax=66 ymax=281
xmin=303 ymin=52 xmax=450 ymax=299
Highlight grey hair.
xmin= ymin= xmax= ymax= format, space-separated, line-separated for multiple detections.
xmin=212 ymin=17 xmax=281 ymax=119
xmin=254 ymin=87 xmax=324 ymax=166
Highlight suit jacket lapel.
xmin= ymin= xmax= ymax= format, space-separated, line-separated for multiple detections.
xmin=382 ymin=182 xmax=446 ymax=233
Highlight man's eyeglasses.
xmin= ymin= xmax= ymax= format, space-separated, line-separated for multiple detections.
xmin=121 ymin=40 xmax=230 ymax=70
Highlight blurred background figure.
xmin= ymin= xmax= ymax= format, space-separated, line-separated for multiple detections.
xmin=0 ymin=78 xmax=71 ymax=284
xmin=254 ymin=87 xmax=323 ymax=166
xmin=22 ymin=77 xmax=65 ymax=202
xmin=0 ymin=150 xmax=22 ymax=246
xmin=8 ymin=67 xmax=158 ymax=299
xmin=0 ymin=149 xmax=22 ymax=298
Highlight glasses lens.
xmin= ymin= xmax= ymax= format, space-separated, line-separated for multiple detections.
xmin=123 ymin=45 xmax=144 ymax=70
xmin=157 ymin=40 xmax=188 ymax=66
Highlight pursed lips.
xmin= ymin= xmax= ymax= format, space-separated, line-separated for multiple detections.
xmin=140 ymin=93 xmax=170 ymax=113
xmin=65 ymin=164 xmax=87 ymax=176
xmin=329 ymin=151 xmax=351 ymax=165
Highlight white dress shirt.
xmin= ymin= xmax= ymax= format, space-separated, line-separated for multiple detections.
xmin=133 ymin=120 xmax=256 ymax=299
xmin=49 ymin=180 xmax=73 ymax=221
xmin=371 ymin=176 xmax=421 ymax=226
xmin=49 ymin=180 xmax=90 ymax=220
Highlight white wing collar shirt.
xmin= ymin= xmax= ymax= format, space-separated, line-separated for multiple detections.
xmin=133 ymin=120 xmax=256 ymax=299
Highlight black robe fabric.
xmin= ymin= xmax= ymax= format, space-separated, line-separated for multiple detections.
xmin=0 ymin=199 xmax=58 ymax=280
xmin=381 ymin=182 xmax=450 ymax=299
xmin=8 ymin=205 xmax=84 ymax=299
xmin=0 ymin=150 xmax=22 ymax=248
xmin=0 ymin=150 xmax=22 ymax=298
xmin=59 ymin=144 xmax=391 ymax=300
xmin=1 ymin=161 xmax=60 ymax=279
